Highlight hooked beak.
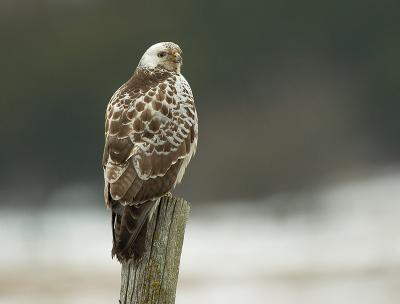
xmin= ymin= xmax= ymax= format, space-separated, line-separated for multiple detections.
xmin=172 ymin=52 xmax=182 ymax=64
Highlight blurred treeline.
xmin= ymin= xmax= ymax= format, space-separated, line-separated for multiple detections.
xmin=1 ymin=0 xmax=399 ymax=205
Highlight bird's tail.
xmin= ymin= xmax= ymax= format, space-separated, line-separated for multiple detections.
xmin=111 ymin=199 xmax=159 ymax=262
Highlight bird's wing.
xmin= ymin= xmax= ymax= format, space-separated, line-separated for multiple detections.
xmin=103 ymin=72 xmax=197 ymax=206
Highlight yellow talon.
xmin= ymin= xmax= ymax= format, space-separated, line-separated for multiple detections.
xmin=164 ymin=192 xmax=173 ymax=198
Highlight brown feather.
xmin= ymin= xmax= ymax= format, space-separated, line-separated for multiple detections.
xmin=103 ymin=63 xmax=198 ymax=262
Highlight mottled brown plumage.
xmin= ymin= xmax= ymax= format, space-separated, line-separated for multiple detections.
xmin=103 ymin=42 xmax=198 ymax=262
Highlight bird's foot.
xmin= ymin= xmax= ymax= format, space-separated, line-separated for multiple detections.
xmin=164 ymin=192 xmax=173 ymax=198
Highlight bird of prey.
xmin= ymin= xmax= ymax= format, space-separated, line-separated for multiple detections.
xmin=102 ymin=42 xmax=198 ymax=262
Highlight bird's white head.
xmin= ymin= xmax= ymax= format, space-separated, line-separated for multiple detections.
xmin=138 ymin=42 xmax=183 ymax=73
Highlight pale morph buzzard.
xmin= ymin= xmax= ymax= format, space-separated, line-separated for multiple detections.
xmin=102 ymin=42 xmax=198 ymax=262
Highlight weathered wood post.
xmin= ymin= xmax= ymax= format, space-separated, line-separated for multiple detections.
xmin=119 ymin=195 xmax=190 ymax=304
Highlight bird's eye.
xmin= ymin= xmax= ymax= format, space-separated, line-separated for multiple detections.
xmin=157 ymin=52 xmax=166 ymax=58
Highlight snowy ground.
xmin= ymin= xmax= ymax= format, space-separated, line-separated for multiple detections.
xmin=1 ymin=171 xmax=400 ymax=304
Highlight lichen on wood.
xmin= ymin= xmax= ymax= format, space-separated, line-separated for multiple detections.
xmin=119 ymin=196 xmax=190 ymax=304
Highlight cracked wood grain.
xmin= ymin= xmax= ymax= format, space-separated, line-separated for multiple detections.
xmin=119 ymin=196 xmax=190 ymax=304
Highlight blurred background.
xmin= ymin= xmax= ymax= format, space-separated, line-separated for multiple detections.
xmin=1 ymin=0 xmax=400 ymax=303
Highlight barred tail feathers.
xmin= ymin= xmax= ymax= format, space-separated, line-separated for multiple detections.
xmin=111 ymin=199 xmax=159 ymax=262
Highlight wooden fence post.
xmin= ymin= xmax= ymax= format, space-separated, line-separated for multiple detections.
xmin=119 ymin=195 xmax=190 ymax=304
